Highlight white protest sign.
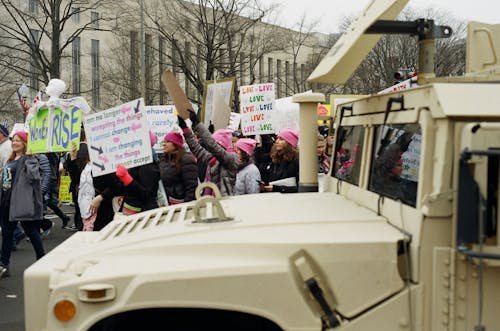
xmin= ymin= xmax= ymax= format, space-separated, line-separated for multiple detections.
xmin=228 ymin=112 xmax=241 ymax=131
xmin=273 ymin=96 xmax=299 ymax=133
xmin=144 ymin=105 xmax=177 ymax=152
xmin=84 ymin=98 xmax=152 ymax=177
xmin=239 ymin=83 xmax=275 ymax=136
xmin=202 ymin=78 xmax=234 ymax=126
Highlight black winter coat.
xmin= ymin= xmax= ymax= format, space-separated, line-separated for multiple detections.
xmin=122 ymin=161 xmax=160 ymax=212
xmin=159 ymin=153 xmax=198 ymax=202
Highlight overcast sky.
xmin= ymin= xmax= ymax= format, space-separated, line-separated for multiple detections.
xmin=263 ymin=0 xmax=500 ymax=34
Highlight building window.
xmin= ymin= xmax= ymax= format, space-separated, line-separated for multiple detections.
xmin=267 ymin=57 xmax=273 ymax=82
xmin=29 ymin=29 xmax=40 ymax=93
xmin=130 ymin=31 xmax=139 ymax=99
xmin=29 ymin=0 xmax=38 ymax=14
xmin=71 ymin=7 xmax=80 ymax=23
xmin=72 ymin=37 xmax=81 ymax=94
xmin=159 ymin=36 xmax=166 ymax=104
xmin=239 ymin=52 xmax=245 ymax=86
xmin=91 ymin=39 xmax=100 ymax=108
xmin=276 ymin=59 xmax=282 ymax=98
xmin=91 ymin=11 xmax=99 ymax=29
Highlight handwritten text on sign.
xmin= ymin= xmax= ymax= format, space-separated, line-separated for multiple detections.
xmin=28 ymin=105 xmax=82 ymax=153
xmin=83 ymin=98 xmax=152 ymax=177
xmin=144 ymin=105 xmax=177 ymax=152
xmin=239 ymin=83 xmax=275 ymax=135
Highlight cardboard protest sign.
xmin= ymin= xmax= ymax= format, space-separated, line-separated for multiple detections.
xmin=27 ymin=103 xmax=84 ymax=153
xmin=202 ymin=78 xmax=235 ymax=126
xmin=144 ymin=105 xmax=178 ymax=152
xmin=161 ymin=70 xmax=193 ymax=120
xmin=58 ymin=175 xmax=73 ymax=203
xmin=239 ymin=83 xmax=275 ymax=136
xmin=83 ymin=98 xmax=152 ymax=177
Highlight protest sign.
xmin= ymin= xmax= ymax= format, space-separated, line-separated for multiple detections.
xmin=228 ymin=112 xmax=242 ymax=131
xmin=161 ymin=70 xmax=193 ymax=119
xmin=83 ymin=98 xmax=152 ymax=177
xmin=144 ymin=105 xmax=178 ymax=151
xmin=202 ymin=78 xmax=235 ymax=126
xmin=27 ymin=102 xmax=84 ymax=153
xmin=239 ymin=83 xmax=275 ymax=135
xmin=58 ymin=175 xmax=73 ymax=203
xmin=273 ymin=96 xmax=299 ymax=133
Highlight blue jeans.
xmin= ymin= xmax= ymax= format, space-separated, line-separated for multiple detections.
xmin=1 ymin=207 xmax=45 ymax=266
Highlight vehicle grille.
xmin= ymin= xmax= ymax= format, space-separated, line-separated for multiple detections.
xmin=95 ymin=204 xmax=194 ymax=241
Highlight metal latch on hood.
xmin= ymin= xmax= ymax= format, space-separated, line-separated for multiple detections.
xmin=292 ymin=252 xmax=341 ymax=328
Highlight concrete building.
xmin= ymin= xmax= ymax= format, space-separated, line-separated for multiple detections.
xmin=0 ymin=0 xmax=333 ymax=124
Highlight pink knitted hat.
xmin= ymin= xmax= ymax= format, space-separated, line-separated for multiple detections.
xmin=235 ymin=138 xmax=257 ymax=156
xmin=12 ymin=131 xmax=28 ymax=143
xmin=164 ymin=132 xmax=184 ymax=148
xmin=278 ymin=128 xmax=299 ymax=148
xmin=212 ymin=129 xmax=232 ymax=150
xmin=148 ymin=130 xmax=157 ymax=147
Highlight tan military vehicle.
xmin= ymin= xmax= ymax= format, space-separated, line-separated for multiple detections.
xmin=24 ymin=0 xmax=500 ymax=330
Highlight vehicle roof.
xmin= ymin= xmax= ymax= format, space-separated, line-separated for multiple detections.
xmin=345 ymin=82 xmax=500 ymax=119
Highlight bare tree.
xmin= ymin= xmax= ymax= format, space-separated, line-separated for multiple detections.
xmin=139 ymin=0 xmax=285 ymax=110
xmin=330 ymin=7 xmax=467 ymax=94
xmin=0 ymin=0 xmax=116 ymax=92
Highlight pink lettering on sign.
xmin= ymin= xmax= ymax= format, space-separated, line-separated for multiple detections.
xmin=240 ymin=86 xmax=254 ymax=95
xmin=258 ymin=84 xmax=273 ymax=92
xmin=243 ymin=126 xmax=255 ymax=134
xmin=242 ymin=106 xmax=254 ymax=113
xmin=131 ymin=123 xmax=142 ymax=131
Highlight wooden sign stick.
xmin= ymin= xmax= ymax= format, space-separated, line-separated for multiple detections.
xmin=161 ymin=69 xmax=193 ymax=120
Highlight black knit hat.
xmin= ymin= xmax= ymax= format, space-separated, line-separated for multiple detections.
xmin=0 ymin=122 xmax=9 ymax=137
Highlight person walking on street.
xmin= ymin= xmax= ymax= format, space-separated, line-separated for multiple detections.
xmin=0 ymin=122 xmax=11 ymax=170
xmin=44 ymin=152 xmax=71 ymax=228
xmin=159 ymin=131 xmax=198 ymax=204
xmin=0 ymin=131 xmax=45 ymax=277
xmin=63 ymin=127 xmax=88 ymax=230
xmin=234 ymin=138 xmax=261 ymax=195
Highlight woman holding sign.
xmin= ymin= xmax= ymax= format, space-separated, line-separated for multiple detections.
xmin=0 ymin=131 xmax=45 ymax=277
xmin=179 ymin=111 xmax=238 ymax=196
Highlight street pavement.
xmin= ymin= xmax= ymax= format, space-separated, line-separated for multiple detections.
xmin=0 ymin=204 xmax=76 ymax=331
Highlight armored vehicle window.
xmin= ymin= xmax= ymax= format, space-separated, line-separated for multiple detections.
xmin=369 ymin=124 xmax=421 ymax=207
xmin=333 ymin=125 xmax=365 ymax=185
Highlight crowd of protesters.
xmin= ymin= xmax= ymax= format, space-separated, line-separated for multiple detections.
xmin=0 ymin=110 xmax=334 ymax=278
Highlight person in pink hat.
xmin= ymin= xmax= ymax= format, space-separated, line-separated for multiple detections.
xmin=234 ymin=138 xmax=261 ymax=195
xmin=158 ymin=131 xmax=198 ymax=204
xmin=178 ymin=111 xmax=238 ymax=196
xmin=260 ymin=127 xmax=299 ymax=193
xmin=0 ymin=131 xmax=45 ymax=277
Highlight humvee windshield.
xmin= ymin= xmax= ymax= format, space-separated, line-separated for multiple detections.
xmin=333 ymin=125 xmax=365 ymax=185
xmin=369 ymin=124 xmax=421 ymax=206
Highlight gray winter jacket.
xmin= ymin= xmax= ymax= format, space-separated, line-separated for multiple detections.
xmin=0 ymin=155 xmax=43 ymax=222
xmin=234 ymin=163 xmax=261 ymax=195
xmin=183 ymin=123 xmax=238 ymax=196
